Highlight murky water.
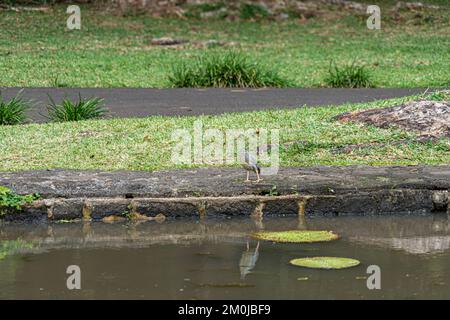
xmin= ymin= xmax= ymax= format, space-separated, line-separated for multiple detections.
xmin=1 ymin=215 xmax=449 ymax=299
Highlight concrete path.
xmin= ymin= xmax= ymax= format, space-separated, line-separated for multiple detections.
xmin=0 ymin=87 xmax=426 ymax=122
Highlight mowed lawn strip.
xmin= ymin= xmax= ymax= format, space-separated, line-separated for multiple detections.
xmin=0 ymin=95 xmax=448 ymax=172
xmin=0 ymin=4 xmax=449 ymax=88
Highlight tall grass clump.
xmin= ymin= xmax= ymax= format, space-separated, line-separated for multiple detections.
xmin=324 ymin=61 xmax=374 ymax=88
xmin=169 ymin=51 xmax=290 ymax=88
xmin=46 ymin=94 xmax=106 ymax=122
xmin=240 ymin=3 xmax=270 ymax=20
xmin=0 ymin=91 xmax=30 ymax=126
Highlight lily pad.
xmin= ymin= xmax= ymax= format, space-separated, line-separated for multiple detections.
xmin=199 ymin=282 xmax=255 ymax=288
xmin=252 ymin=230 xmax=338 ymax=243
xmin=290 ymin=257 xmax=360 ymax=270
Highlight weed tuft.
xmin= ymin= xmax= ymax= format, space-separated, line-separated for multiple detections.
xmin=0 ymin=91 xmax=30 ymax=126
xmin=45 ymin=94 xmax=107 ymax=122
xmin=324 ymin=61 xmax=374 ymax=88
xmin=169 ymin=51 xmax=290 ymax=88
xmin=0 ymin=186 xmax=40 ymax=214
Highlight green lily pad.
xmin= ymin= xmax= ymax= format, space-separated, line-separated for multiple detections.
xmin=252 ymin=230 xmax=338 ymax=243
xmin=199 ymin=282 xmax=255 ymax=288
xmin=290 ymin=257 xmax=360 ymax=269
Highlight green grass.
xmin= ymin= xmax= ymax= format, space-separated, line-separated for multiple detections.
xmin=425 ymin=90 xmax=450 ymax=101
xmin=169 ymin=51 xmax=290 ymax=88
xmin=0 ymin=4 xmax=448 ymax=88
xmin=0 ymin=95 xmax=448 ymax=172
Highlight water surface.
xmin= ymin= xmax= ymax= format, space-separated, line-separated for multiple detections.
xmin=1 ymin=215 xmax=449 ymax=299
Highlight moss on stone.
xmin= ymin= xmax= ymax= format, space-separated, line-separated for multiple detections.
xmin=290 ymin=257 xmax=360 ymax=269
xmin=252 ymin=230 xmax=338 ymax=243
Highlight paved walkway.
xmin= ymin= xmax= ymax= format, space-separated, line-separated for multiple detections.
xmin=0 ymin=87 xmax=426 ymax=122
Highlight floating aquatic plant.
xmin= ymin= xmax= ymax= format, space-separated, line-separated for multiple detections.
xmin=252 ymin=230 xmax=339 ymax=243
xmin=290 ymin=257 xmax=360 ymax=270
xmin=199 ymin=282 xmax=255 ymax=288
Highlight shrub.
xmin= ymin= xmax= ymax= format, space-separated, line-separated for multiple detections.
xmin=46 ymin=94 xmax=107 ymax=122
xmin=0 ymin=91 xmax=30 ymax=126
xmin=324 ymin=61 xmax=374 ymax=88
xmin=169 ymin=51 xmax=290 ymax=88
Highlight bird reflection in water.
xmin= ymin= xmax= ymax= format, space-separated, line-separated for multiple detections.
xmin=239 ymin=241 xmax=260 ymax=280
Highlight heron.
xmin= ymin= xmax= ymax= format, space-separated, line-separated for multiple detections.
xmin=242 ymin=150 xmax=262 ymax=183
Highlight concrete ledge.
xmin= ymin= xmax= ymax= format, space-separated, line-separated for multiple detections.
xmin=0 ymin=166 xmax=449 ymax=221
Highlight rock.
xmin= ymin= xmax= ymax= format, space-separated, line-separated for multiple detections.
xmin=393 ymin=1 xmax=440 ymax=11
xmin=197 ymin=40 xmax=240 ymax=48
xmin=432 ymin=191 xmax=448 ymax=212
xmin=102 ymin=215 xmax=127 ymax=223
xmin=200 ymin=7 xmax=228 ymax=19
xmin=154 ymin=213 xmax=166 ymax=223
xmin=7 ymin=6 xmax=51 ymax=12
xmin=202 ymin=39 xmax=223 ymax=47
xmin=335 ymin=100 xmax=450 ymax=138
xmin=321 ymin=0 xmax=367 ymax=14
xmin=150 ymin=37 xmax=188 ymax=46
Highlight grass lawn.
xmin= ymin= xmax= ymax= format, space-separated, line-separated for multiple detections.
xmin=0 ymin=95 xmax=448 ymax=172
xmin=0 ymin=3 xmax=449 ymax=88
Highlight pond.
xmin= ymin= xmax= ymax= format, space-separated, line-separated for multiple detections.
xmin=0 ymin=215 xmax=449 ymax=299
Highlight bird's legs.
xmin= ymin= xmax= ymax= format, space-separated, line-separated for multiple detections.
xmin=254 ymin=170 xmax=263 ymax=183
xmin=244 ymin=170 xmax=263 ymax=183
